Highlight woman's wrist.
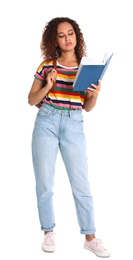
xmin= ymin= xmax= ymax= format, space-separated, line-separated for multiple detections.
xmin=91 ymin=93 xmax=98 ymax=98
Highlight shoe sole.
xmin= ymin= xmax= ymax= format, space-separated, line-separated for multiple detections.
xmin=84 ymin=245 xmax=111 ymax=258
xmin=42 ymin=249 xmax=55 ymax=253
xmin=42 ymin=246 xmax=55 ymax=253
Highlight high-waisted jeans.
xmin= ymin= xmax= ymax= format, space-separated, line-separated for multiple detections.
xmin=32 ymin=102 xmax=96 ymax=234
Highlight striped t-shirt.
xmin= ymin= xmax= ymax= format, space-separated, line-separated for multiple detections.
xmin=34 ymin=59 xmax=87 ymax=110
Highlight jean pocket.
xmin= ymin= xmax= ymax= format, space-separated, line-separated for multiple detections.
xmin=71 ymin=112 xmax=83 ymax=123
xmin=37 ymin=106 xmax=52 ymax=118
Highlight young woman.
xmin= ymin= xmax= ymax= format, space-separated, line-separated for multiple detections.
xmin=28 ymin=17 xmax=111 ymax=258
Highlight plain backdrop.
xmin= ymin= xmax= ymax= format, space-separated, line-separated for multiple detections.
xmin=0 ymin=1 xmax=133 ymax=259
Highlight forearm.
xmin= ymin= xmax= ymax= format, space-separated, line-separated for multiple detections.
xmin=28 ymin=84 xmax=50 ymax=106
xmin=83 ymin=94 xmax=98 ymax=112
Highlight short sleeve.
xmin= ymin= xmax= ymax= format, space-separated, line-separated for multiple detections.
xmin=34 ymin=59 xmax=54 ymax=81
xmin=34 ymin=61 xmax=46 ymax=81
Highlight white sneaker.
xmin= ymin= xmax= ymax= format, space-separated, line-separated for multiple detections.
xmin=41 ymin=232 xmax=55 ymax=252
xmin=84 ymin=238 xmax=111 ymax=257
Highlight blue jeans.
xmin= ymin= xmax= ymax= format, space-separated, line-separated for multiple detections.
xmin=32 ymin=103 xmax=96 ymax=235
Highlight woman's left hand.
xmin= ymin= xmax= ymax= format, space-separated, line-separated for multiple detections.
xmin=87 ymin=80 xmax=101 ymax=97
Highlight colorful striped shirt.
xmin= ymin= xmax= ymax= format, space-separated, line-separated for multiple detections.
xmin=34 ymin=59 xmax=87 ymax=110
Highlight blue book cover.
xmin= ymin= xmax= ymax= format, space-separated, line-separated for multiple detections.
xmin=73 ymin=53 xmax=113 ymax=91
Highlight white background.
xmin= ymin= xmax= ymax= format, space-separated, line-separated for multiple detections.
xmin=0 ymin=0 xmax=133 ymax=259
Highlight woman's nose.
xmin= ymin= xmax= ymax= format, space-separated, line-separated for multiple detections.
xmin=65 ymin=35 xmax=69 ymax=41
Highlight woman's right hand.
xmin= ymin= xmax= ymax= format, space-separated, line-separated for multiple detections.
xmin=47 ymin=69 xmax=57 ymax=89
xmin=28 ymin=69 xmax=57 ymax=107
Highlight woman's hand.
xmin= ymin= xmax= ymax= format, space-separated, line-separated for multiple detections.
xmin=47 ymin=69 xmax=57 ymax=89
xmin=84 ymin=80 xmax=101 ymax=112
xmin=28 ymin=68 xmax=57 ymax=107
xmin=86 ymin=80 xmax=101 ymax=97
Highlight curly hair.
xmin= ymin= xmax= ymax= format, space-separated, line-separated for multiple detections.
xmin=40 ymin=17 xmax=87 ymax=64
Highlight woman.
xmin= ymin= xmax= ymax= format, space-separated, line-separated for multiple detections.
xmin=28 ymin=17 xmax=111 ymax=257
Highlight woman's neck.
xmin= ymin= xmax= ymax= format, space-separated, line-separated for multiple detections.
xmin=57 ymin=53 xmax=78 ymax=67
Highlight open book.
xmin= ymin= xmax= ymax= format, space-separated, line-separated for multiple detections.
xmin=73 ymin=53 xmax=113 ymax=91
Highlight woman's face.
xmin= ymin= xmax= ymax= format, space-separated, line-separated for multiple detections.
xmin=56 ymin=22 xmax=77 ymax=52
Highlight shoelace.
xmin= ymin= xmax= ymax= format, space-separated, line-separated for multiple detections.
xmin=94 ymin=238 xmax=106 ymax=250
xmin=45 ymin=233 xmax=55 ymax=245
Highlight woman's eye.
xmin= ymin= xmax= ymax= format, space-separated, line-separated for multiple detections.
xmin=68 ymin=32 xmax=73 ymax=36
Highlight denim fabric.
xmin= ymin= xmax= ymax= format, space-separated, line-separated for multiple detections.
xmin=32 ymin=103 xmax=96 ymax=234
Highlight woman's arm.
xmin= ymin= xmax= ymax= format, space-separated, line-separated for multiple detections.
xmin=83 ymin=80 xmax=101 ymax=112
xmin=28 ymin=69 xmax=57 ymax=106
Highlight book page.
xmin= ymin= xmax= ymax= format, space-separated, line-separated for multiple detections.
xmin=81 ymin=56 xmax=104 ymax=65
xmin=102 ymin=52 xmax=112 ymax=63
xmin=81 ymin=52 xmax=113 ymax=65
